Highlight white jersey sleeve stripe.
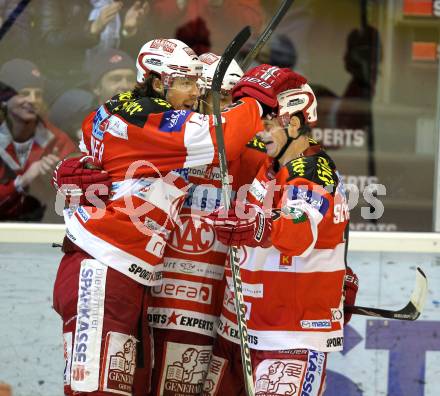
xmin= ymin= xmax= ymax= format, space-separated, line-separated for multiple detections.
xmin=78 ymin=131 xmax=89 ymax=154
xmin=63 ymin=212 xmax=164 ymax=286
xmin=239 ymin=243 xmax=345 ymax=274
xmin=183 ymin=113 xmax=215 ymax=168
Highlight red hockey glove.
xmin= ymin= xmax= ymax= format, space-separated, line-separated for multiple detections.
xmin=207 ymin=201 xmax=272 ymax=248
xmin=52 ymin=155 xmax=112 ymax=206
xmin=232 ymin=64 xmax=307 ymax=109
xmin=344 ymin=266 xmax=359 ymax=324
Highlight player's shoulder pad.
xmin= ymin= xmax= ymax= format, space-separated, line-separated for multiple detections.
xmin=246 ymin=136 xmax=267 ymax=153
xmin=106 ymin=91 xmax=173 ymax=127
xmin=285 ymin=152 xmax=339 ymax=191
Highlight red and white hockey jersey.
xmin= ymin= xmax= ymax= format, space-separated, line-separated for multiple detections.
xmin=147 ymin=139 xmax=267 ymax=337
xmin=219 ymin=144 xmax=348 ymax=352
xmin=64 ymin=91 xmax=263 ymax=286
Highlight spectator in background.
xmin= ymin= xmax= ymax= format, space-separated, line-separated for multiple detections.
xmin=89 ymin=0 xmax=149 ymax=51
xmin=38 ymin=0 xmax=99 ymax=89
xmin=147 ymin=0 xmax=264 ymax=53
xmin=175 ymin=17 xmax=211 ymax=55
xmin=238 ymin=33 xmax=298 ymax=71
xmin=48 ymin=48 xmax=135 ymax=143
xmin=0 ymin=59 xmax=48 ymax=117
xmin=48 ymin=89 xmax=95 ymax=143
xmin=86 ymin=48 xmax=136 ymax=104
xmin=268 ymin=34 xmax=298 ymax=68
xmin=336 ymin=23 xmax=381 ymax=174
xmin=89 ymin=0 xmax=124 ymax=50
xmin=0 ymin=82 xmax=75 ymax=222
xmin=37 ymin=0 xmax=148 ymax=90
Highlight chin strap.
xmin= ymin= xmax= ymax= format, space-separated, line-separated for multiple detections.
xmin=275 ymin=124 xmax=312 ymax=161
xmin=275 ymin=129 xmax=293 ymax=161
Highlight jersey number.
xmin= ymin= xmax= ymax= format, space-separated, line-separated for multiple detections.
xmin=334 ymin=202 xmax=349 ymax=224
xmin=91 ymin=136 xmax=105 ymax=162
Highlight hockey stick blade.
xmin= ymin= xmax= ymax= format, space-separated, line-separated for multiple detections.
xmin=345 ymin=267 xmax=428 ymax=321
xmin=211 ymin=25 xmax=255 ymax=396
xmin=240 ymin=0 xmax=294 ymax=70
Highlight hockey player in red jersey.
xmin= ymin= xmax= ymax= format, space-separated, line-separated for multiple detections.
xmin=146 ymin=53 xmax=270 ymax=396
xmin=205 ymin=72 xmax=359 ymax=395
xmin=52 ymin=37 xmax=300 ymax=395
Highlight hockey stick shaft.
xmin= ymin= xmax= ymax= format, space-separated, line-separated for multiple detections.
xmin=239 ymin=0 xmax=295 ymax=70
xmin=212 ymin=26 xmax=255 ymax=396
xmin=0 ymin=0 xmax=31 ymax=40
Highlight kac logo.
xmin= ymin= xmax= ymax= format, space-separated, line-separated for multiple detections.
xmin=168 ymin=215 xmax=215 ymax=254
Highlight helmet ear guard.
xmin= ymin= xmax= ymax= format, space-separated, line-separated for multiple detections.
xmin=274 ymin=99 xmax=315 ymax=162
xmin=276 ymin=83 xmax=318 ymax=128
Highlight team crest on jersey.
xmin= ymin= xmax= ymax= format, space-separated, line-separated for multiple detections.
xmin=168 ymin=214 xmax=216 ymax=255
xmin=254 ymin=359 xmax=306 ymax=396
xmin=158 ymin=342 xmax=212 ymax=395
xmin=101 ymin=332 xmax=137 ymax=395
xmin=159 ymin=110 xmax=191 ymax=132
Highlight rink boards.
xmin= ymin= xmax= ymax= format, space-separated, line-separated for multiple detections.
xmin=0 ymin=240 xmax=438 ymax=396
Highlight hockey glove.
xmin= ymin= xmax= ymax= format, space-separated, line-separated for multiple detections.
xmin=52 ymin=155 xmax=112 ymax=206
xmin=344 ymin=266 xmax=359 ymax=324
xmin=232 ymin=64 xmax=307 ymax=110
xmin=207 ymin=201 xmax=272 ymax=248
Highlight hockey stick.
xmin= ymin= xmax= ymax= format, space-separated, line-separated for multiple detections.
xmin=0 ymin=0 xmax=31 ymax=40
xmin=343 ymin=222 xmax=427 ymax=320
xmin=212 ymin=26 xmax=255 ymax=396
xmin=345 ymin=267 xmax=428 ymax=320
xmin=239 ymin=0 xmax=295 ymax=70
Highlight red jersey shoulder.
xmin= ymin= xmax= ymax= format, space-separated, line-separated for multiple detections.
xmin=105 ymin=91 xmax=173 ymax=128
xmin=284 ymin=152 xmax=338 ymax=190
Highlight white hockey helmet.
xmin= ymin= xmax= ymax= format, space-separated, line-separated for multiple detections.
xmin=136 ymin=38 xmax=203 ymax=86
xmin=199 ymin=52 xmax=243 ymax=93
xmin=277 ymin=83 xmax=318 ymax=127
